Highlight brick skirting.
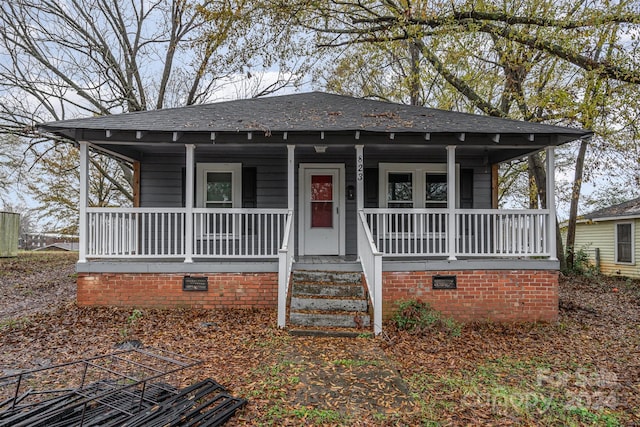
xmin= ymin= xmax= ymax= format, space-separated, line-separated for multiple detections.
xmin=382 ymin=270 xmax=558 ymax=322
xmin=77 ymin=273 xmax=278 ymax=309
xmin=77 ymin=269 xmax=558 ymax=322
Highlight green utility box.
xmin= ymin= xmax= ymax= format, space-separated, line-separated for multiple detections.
xmin=0 ymin=211 xmax=20 ymax=257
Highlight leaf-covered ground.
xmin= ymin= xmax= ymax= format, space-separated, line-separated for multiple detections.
xmin=1 ymin=253 xmax=639 ymax=426
xmin=0 ymin=251 xmax=77 ymax=320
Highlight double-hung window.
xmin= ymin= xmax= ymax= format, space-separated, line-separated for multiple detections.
xmin=196 ymin=163 xmax=242 ymax=208
xmin=380 ymin=163 xmax=457 ymax=234
xmin=380 ymin=163 xmax=457 ymax=209
xmin=387 ymin=172 xmax=414 ymax=208
xmin=195 ymin=163 xmax=242 ymax=237
xmin=615 ymin=222 xmax=634 ymax=264
xmin=425 ymin=173 xmax=447 ymax=208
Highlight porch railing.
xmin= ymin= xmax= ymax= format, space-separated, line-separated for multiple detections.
xmin=86 ymin=208 xmax=289 ymax=259
xmin=192 ymin=208 xmax=289 ymax=257
xmin=277 ymin=211 xmax=294 ymax=328
xmin=363 ymin=208 xmax=550 ymax=257
xmin=87 ymin=208 xmax=186 ymax=257
xmin=357 ymin=211 xmax=383 ymax=335
xmin=456 ymin=209 xmax=550 ymax=257
xmin=363 ymin=209 xmax=449 ymax=256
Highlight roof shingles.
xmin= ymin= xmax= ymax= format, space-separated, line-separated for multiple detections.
xmin=584 ymin=197 xmax=640 ymax=220
xmin=40 ymin=91 xmax=590 ymax=137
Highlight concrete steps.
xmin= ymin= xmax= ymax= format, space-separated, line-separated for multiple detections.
xmin=288 ymin=269 xmax=370 ymax=335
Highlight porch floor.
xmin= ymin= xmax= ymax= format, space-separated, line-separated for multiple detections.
xmin=294 ymin=256 xmax=361 ymax=272
xmin=76 ymin=256 xmax=559 ymax=274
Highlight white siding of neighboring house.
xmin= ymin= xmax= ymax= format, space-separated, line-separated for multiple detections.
xmin=573 ymin=218 xmax=640 ymax=278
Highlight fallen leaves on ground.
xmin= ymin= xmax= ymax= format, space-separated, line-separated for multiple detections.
xmin=1 ymin=253 xmax=639 ymax=425
xmin=0 ymin=252 xmax=77 ymax=319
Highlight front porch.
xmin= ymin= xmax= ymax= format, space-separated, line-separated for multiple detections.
xmin=77 ymin=203 xmax=560 ymax=335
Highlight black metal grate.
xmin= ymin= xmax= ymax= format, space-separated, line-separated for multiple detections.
xmin=0 ymin=348 xmax=246 ymax=426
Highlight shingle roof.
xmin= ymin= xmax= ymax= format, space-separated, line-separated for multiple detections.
xmin=583 ymin=197 xmax=640 ymax=220
xmin=40 ymin=91 xmax=590 ymax=138
xmin=33 ymin=242 xmax=79 ymax=251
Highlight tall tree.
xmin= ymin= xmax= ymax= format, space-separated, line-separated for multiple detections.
xmin=23 ymin=143 xmax=132 ymax=234
xmin=0 ymin=0 xmax=308 ymax=230
xmin=277 ymin=0 xmax=640 ymax=265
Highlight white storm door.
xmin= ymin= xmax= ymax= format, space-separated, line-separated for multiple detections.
xmin=302 ymin=167 xmax=342 ymax=255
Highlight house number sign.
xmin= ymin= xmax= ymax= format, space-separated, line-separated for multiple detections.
xmin=357 ymin=154 xmax=364 ymax=182
xmin=183 ymin=276 xmax=208 ymax=291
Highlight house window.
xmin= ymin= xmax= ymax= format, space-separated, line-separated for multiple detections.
xmin=387 ymin=172 xmax=414 ymax=208
xmin=195 ymin=163 xmax=242 ymax=208
xmin=425 ymin=173 xmax=447 ymax=208
xmin=311 ymin=174 xmax=334 ymax=228
xmin=380 ymin=163 xmax=457 ymax=208
xmin=615 ymin=222 xmax=634 ymax=264
xmin=206 ymin=172 xmax=233 ymax=208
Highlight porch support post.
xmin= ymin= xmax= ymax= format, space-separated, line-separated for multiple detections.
xmin=287 ymin=145 xmax=295 ymax=211
xmin=277 ymin=144 xmax=295 ymax=329
xmin=184 ymin=144 xmax=195 ymax=263
xmin=355 ymin=145 xmax=364 ymax=210
xmin=546 ymin=146 xmax=558 ymax=260
xmin=78 ymin=141 xmax=89 ymax=263
xmin=447 ymin=145 xmax=457 ymax=260
xmin=355 ymin=145 xmax=364 ymax=260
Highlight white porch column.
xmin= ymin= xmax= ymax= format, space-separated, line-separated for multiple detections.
xmin=546 ymin=146 xmax=558 ymax=260
xmin=355 ymin=145 xmax=364 ymax=210
xmin=447 ymin=145 xmax=457 ymax=260
xmin=78 ymin=141 xmax=89 ymax=263
xmin=355 ymin=145 xmax=364 ymax=260
xmin=278 ymin=144 xmax=296 ymax=329
xmin=184 ymin=144 xmax=195 ymax=263
xmin=287 ymin=145 xmax=295 ymax=211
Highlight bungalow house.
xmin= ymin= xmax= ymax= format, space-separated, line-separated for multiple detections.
xmin=38 ymin=92 xmax=591 ymax=334
xmin=573 ymin=197 xmax=640 ymax=278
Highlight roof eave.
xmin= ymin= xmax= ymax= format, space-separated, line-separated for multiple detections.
xmin=588 ymin=215 xmax=640 ymax=222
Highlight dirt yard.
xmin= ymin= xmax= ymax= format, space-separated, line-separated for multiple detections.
xmin=1 ymin=252 xmax=639 ymax=426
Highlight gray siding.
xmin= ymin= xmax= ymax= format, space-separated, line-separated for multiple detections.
xmin=139 ymin=145 xmax=495 ymax=256
xmin=472 ymin=168 xmax=492 ymax=209
xmin=140 ymin=153 xmax=185 ymax=207
xmin=140 ymin=147 xmax=288 ymax=209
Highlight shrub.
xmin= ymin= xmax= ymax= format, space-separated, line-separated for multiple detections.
xmin=392 ymin=300 xmax=461 ymax=337
xmin=563 ymin=247 xmax=599 ymax=276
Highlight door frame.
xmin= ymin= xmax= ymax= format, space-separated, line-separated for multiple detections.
xmin=298 ymin=163 xmax=346 ymax=256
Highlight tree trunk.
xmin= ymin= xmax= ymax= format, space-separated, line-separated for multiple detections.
xmin=528 ymin=152 xmax=566 ymax=269
xmin=565 ymin=138 xmax=589 ymax=269
xmin=528 ymin=166 xmax=538 ymax=208
xmin=408 ymin=40 xmax=421 ymax=106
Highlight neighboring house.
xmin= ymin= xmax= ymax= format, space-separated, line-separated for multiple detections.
xmin=20 ymin=233 xmax=79 ymax=251
xmin=39 ymin=92 xmax=591 ymax=334
xmin=573 ymin=197 xmax=640 ymax=278
xmin=33 ymin=242 xmax=80 ymax=252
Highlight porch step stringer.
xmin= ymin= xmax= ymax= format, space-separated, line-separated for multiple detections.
xmin=287 ymin=269 xmax=372 ymax=337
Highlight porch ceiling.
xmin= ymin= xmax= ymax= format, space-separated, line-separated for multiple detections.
xmin=92 ymin=139 xmax=548 ymax=165
xmin=39 ymin=91 xmax=591 ymax=163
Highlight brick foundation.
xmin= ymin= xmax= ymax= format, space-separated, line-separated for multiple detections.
xmin=382 ymin=270 xmax=558 ymax=322
xmin=77 ymin=273 xmax=278 ymax=309
xmin=77 ymin=269 xmax=558 ymax=322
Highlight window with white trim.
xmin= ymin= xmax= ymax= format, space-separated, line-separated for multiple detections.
xmin=379 ymin=163 xmax=458 ymax=208
xmin=387 ymin=172 xmax=414 ymax=208
xmin=425 ymin=173 xmax=447 ymax=208
xmin=195 ymin=163 xmax=242 ymax=208
xmin=615 ymin=222 xmax=634 ymax=264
